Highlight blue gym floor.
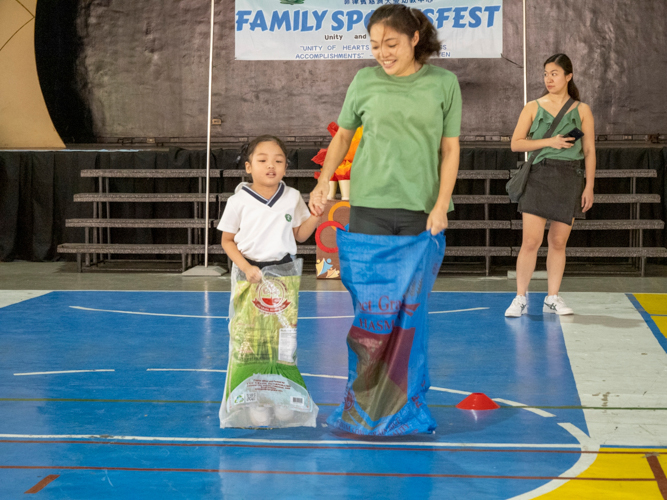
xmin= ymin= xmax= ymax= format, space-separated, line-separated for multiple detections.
xmin=0 ymin=290 xmax=661 ymax=498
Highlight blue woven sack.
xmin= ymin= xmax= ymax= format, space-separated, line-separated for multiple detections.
xmin=327 ymin=230 xmax=446 ymax=436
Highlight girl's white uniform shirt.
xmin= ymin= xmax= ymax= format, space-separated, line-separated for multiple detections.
xmin=217 ymin=181 xmax=311 ymax=262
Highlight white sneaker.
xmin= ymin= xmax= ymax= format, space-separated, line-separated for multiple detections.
xmin=505 ymin=295 xmax=527 ymax=317
xmin=543 ymin=295 xmax=574 ymax=315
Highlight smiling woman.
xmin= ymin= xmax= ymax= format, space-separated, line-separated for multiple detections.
xmin=309 ymin=4 xmax=461 ymax=235
xmin=307 ymin=4 xmax=462 ymax=436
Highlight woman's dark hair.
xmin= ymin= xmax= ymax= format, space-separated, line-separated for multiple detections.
xmin=245 ymin=135 xmax=288 ymax=162
xmin=543 ymin=53 xmax=580 ymax=101
xmin=367 ymin=5 xmax=441 ymax=64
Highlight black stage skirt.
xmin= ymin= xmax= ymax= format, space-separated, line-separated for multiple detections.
xmin=518 ymin=158 xmax=585 ymax=225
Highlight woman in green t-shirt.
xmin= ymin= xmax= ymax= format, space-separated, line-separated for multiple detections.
xmin=308 ymin=4 xmax=461 ymax=235
xmin=505 ymin=54 xmax=596 ymax=318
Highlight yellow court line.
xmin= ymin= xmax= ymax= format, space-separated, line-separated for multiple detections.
xmin=635 ymin=294 xmax=667 ymax=316
xmin=538 ymin=448 xmax=667 ymax=499
xmin=652 ymin=316 xmax=667 ymax=339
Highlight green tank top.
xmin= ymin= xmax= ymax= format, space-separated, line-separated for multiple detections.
xmin=528 ymin=100 xmax=584 ymax=164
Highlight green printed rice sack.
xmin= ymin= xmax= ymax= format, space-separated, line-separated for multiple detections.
xmin=219 ymin=259 xmax=318 ymax=428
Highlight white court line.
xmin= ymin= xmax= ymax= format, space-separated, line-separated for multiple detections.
xmin=429 ymin=307 xmax=489 ymax=314
xmin=14 ymin=370 xmax=115 ymax=376
xmin=507 ymin=423 xmax=599 ymax=500
xmin=494 ymin=398 xmax=556 ymax=418
xmin=299 ymin=315 xmax=354 ymax=319
xmin=430 ymin=387 xmax=472 ymax=396
xmin=70 ymin=306 xmax=488 ymax=320
xmin=10 ymin=368 xmax=557 ymax=424
xmin=0 ymin=433 xmax=583 ymax=449
xmin=300 ymin=373 xmax=347 ymax=380
xmin=145 ymin=369 xmax=346 ymax=380
xmin=147 ymin=369 xmax=227 ymax=373
xmin=430 ymin=390 xmax=557 ymax=418
xmin=70 ymin=306 xmax=228 ymax=319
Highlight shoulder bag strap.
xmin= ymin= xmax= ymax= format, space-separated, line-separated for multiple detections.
xmin=526 ymin=97 xmax=575 ymax=166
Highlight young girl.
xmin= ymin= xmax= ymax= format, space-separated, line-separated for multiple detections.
xmin=218 ymin=135 xmax=319 ymax=281
xmin=217 ymin=135 xmax=320 ymax=429
xmin=505 ymin=54 xmax=596 ymax=317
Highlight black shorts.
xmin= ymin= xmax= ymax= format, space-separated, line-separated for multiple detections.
xmin=348 ymin=206 xmax=429 ymax=236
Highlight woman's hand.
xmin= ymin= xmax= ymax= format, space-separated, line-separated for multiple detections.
xmin=550 ymin=135 xmax=575 ymax=149
xmin=426 ymin=204 xmax=449 ymax=235
xmin=581 ymin=186 xmax=594 ymax=212
xmin=308 ymin=179 xmax=329 ymax=217
xmin=243 ymin=265 xmax=262 ymax=284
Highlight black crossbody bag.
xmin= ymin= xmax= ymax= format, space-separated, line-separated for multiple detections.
xmin=506 ymin=98 xmax=574 ymax=203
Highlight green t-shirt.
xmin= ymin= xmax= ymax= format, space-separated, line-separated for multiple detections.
xmin=338 ymin=64 xmax=462 ymax=213
xmin=529 ymin=101 xmax=584 ymax=164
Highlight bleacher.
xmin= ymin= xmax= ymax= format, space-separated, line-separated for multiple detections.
xmin=57 ymin=150 xmax=667 ymax=276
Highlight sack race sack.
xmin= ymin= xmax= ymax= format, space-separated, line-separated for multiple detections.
xmin=327 ymin=230 xmax=446 ymax=436
xmin=506 ymin=97 xmax=575 ymax=203
xmin=220 ymin=259 xmax=318 ymax=428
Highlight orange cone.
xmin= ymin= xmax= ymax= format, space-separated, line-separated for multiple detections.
xmin=456 ymin=393 xmax=500 ymax=410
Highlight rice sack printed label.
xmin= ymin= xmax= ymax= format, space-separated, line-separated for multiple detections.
xmin=327 ymin=230 xmax=446 ymax=436
xmin=219 ymin=259 xmax=318 ymax=428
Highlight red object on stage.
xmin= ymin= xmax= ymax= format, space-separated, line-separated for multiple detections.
xmin=455 ymin=393 xmax=500 ymax=410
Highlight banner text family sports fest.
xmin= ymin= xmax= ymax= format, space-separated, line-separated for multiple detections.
xmin=235 ymin=1 xmax=503 ymax=60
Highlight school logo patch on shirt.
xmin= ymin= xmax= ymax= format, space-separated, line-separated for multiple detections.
xmin=285 ymin=214 xmax=292 ymax=222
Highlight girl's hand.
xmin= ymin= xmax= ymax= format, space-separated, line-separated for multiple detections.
xmin=581 ymin=186 xmax=594 ymax=212
xmin=308 ymin=179 xmax=329 ymax=217
xmin=550 ymin=135 xmax=575 ymax=149
xmin=244 ymin=265 xmax=262 ymax=284
xmin=426 ymin=205 xmax=448 ymax=235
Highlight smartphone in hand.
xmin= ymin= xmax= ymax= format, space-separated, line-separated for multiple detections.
xmin=564 ymin=127 xmax=584 ymax=141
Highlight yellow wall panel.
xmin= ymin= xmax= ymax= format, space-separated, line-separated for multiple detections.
xmin=0 ymin=0 xmax=33 ymax=49
xmin=0 ymin=0 xmax=65 ymax=149
xmin=19 ymin=0 xmax=37 ymax=16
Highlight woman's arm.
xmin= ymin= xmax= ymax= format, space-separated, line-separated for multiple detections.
xmin=308 ymin=127 xmax=356 ymax=216
xmin=221 ymin=231 xmax=262 ymax=283
xmin=426 ymin=136 xmax=460 ymax=235
xmin=579 ymin=103 xmax=596 ymax=212
xmin=511 ymin=101 xmax=574 ymax=153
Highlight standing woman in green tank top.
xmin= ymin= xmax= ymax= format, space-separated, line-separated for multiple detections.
xmin=505 ymin=54 xmax=596 ymax=318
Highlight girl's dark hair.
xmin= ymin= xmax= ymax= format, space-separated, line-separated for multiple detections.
xmin=367 ymin=5 xmax=441 ymax=65
xmin=245 ymin=135 xmax=288 ymax=162
xmin=543 ymin=53 xmax=581 ymax=101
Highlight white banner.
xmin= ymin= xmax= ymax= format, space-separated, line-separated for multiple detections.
xmin=235 ymin=0 xmax=503 ymax=61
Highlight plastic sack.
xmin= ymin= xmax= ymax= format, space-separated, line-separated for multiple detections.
xmin=220 ymin=258 xmax=318 ymax=428
xmin=327 ymin=230 xmax=446 ymax=436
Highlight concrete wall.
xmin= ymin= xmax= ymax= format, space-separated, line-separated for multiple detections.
xmin=37 ymin=0 xmax=667 ymax=141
